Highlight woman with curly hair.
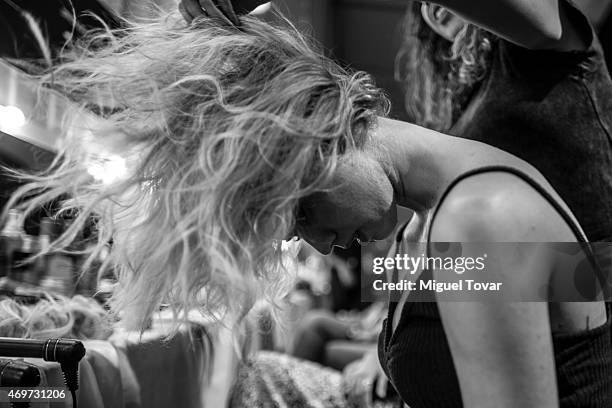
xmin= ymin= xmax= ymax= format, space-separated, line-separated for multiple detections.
xmin=4 ymin=2 xmax=612 ymax=407
xmin=395 ymin=0 xmax=612 ymax=244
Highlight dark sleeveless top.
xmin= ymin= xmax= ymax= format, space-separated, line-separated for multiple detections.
xmin=450 ymin=0 xmax=612 ymax=242
xmin=377 ymin=165 xmax=612 ymax=407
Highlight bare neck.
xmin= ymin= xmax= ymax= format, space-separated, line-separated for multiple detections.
xmin=369 ymin=117 xmax=535 ymax=211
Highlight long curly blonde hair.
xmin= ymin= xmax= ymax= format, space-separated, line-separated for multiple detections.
xmin=395 ymin=2 xmax=495 ymax=131
xmin=0 ymin=295 xmax=112 ymax=340
xmin=4 ymin=12 xmax=388 ymax=330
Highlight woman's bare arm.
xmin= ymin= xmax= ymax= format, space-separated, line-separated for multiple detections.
xmin=427 ymin=172 xmax=573 ymax=407
xmin=430 ymin=0 xmax=589 ymax=51
xmin=438 ymin=300 xmax=558 ymax=407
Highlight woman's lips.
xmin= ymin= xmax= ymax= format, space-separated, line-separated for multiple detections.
xmin=331 ymin=231 xmax=379 ymax=250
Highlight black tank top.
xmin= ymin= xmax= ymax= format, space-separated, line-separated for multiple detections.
xmin=450 ymin=0 xmax=612 ymax=242
xmin=378 ymin=165 xmax=612 ymax=407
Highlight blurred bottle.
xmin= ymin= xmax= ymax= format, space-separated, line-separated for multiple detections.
xmin=1 ymin=210 xmax=24 ymax=238
xmin=34 ymin=217 xmax=55 ymax=283
xmin=0 ymin=210 xmax=23 ymax=276
xmin=0 ymin=209 xmax=37 ymax=283
xmin=15 ymin=233 xmax=38 ymax=285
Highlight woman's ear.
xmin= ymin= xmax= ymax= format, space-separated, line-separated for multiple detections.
xmin=420 ymin=3 xmax=466 ymax=42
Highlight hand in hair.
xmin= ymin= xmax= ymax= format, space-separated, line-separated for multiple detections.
xmin=179 ymin=0 xmax=268 ymax=26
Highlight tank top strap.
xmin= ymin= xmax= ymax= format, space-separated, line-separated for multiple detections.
xmin=392 ymin=164 xmax=591 ymax=297
xmin=425 ymin=165 xmax=590 ymax=244
xmin=423 ymin=165 xmax=608 ymax=306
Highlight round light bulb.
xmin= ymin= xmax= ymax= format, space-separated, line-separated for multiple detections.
xmin=0 ymin=105 xmax=26 ymax=132
xmin=251 ymin=2 xmax=271 ymax=15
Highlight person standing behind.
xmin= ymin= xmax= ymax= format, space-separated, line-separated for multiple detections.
xmin=395 ymin=0 xmax=612 ymax=242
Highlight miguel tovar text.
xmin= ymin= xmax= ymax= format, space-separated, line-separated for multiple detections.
xmin=373 ymin=279 xmax=503 ymax=292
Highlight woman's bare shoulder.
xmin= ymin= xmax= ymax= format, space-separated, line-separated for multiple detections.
xmin=430 ymin=171 xmax=576 ymax=243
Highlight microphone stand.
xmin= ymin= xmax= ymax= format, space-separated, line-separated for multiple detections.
xmin=0 ymin=338 xmax=85 ymax=408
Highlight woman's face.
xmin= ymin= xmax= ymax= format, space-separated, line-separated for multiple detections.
xmin=420 ymin=4 xmax=465 ymax=42
xmin=296 ymin=151 xmax=398 ymax=254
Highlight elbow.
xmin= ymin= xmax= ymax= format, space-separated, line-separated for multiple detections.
xmin=524 ymin=22 xmax=563 ymax=50
xmin=521 ymin=9 xmax=564 ymax=50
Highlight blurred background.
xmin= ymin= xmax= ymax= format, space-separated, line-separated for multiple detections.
xmin=0 ymin=1 xmax=611 ymax=406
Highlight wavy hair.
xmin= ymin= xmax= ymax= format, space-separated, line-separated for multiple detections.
xmin=395 ymin=2 xmax=495 ymax=131
xmin=0 ymin=295 xmax=112 ymax=340
xmin=4 ymin=12 xmax=388 ymax=330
